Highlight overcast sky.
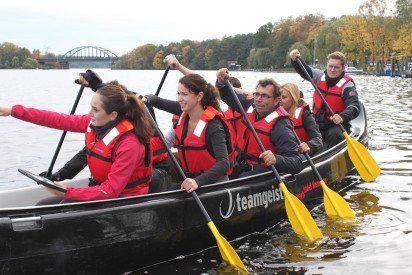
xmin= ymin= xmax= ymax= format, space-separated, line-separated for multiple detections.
xmin=1 ymin=0 xmax=366 ymax=56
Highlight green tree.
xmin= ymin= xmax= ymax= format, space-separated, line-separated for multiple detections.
xmin=11 ymin=56 xmax=20 ymax=68
xmin=287 ymin=42 xmax=311 ymax=65
xmin=315 ymin=20 xmax=343 ymax=64
xmin=253 ymin=23 xmax=274 ymax=48
xmin=0 ymin=42 xmax=21 ymax=67
xmin=395 ymin=0 xmax=412 ymax=25
xmin=271 ymin=18 xmax=296 ymax=68
xmin=247 ymin=48 xmax=256 ymax=68
xmin=254 ymin=48 xmax=272 ymax=68
xmin=22 ymin=57 xmax=39 ymax=69
xmin=204 ymin=49 xmax=215 ymax=70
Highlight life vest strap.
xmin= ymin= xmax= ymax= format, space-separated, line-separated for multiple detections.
xmin=86 ymin=149 xmax=112 ymax=163
xmin=174 ymin=144 xmax=208 ymax=151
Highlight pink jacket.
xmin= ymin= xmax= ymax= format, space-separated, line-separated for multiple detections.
xmin=12 ymin=105 xmax=148 ymax=201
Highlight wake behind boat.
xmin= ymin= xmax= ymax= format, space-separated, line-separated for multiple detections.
xmin=0 ymin=104 xmax=369 ymax=274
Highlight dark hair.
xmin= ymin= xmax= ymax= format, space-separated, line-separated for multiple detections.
xmin=179 ymin=73 xmax=220 ymax=111
xmin=96 ymin=84 xmax=153 ymax=144
xmin=105 ymin=80 xmax=129 ymax=93
xmin=256 ymin=78 xmax=281 ymax=98
xmin=229 ymin=76 xmax=241 ymax=88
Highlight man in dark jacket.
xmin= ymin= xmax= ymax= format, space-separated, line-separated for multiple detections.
xmin=289 ymin=50 xmax=360 ymax=148
xmin=216 ymin=69 xmax=302 ymax=178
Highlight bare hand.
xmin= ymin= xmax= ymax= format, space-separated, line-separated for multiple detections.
xmin=181 ymin=178 xmax=199 ymax=193
xmin=289 ymin=49 xmax=300 ymax=61
xmin=163 ymin=54 xmax=179 ymax=68
xmin=216 ymin=68 xmax=229 ymax=84
xmin=331 ymin=114 xmax=344 ymax=125
xmin=298 ymin=142 xmax=310 ymax=154
xmin=46 ymin=181 xmax=67 ymax=197
xmin=259 ymin=150 xmax=276 ymax=166
xmin=0 ymin=105 xmax=12 ymax=116
xmin=140 ymin=96 xmax=148 ymax=103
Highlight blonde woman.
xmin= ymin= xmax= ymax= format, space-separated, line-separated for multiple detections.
xmin=280 ymin=82 xmax=323 ymax=156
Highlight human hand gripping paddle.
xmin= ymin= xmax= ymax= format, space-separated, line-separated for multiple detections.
xmin=224 ymin=78 xmax=323 ymax=242
xmin=296 ymin=58 xmax=380 ymax=182
xmin=142 ymin=103 xmax=247 ymax=272
xmin=46 ymin=85 xmax=85 ymax=177
xmin=293 ymin=132 xmax=356 ymax=219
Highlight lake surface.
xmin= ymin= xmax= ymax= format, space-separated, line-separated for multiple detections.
xmin=0 ymin=69 xmax=411 ymax=274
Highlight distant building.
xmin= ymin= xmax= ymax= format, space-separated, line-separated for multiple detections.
xmin=227 ymin=61 xmax=241 ymax=71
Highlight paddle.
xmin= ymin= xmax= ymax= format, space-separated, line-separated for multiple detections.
xmin=142 ymin=104 xmax=247 ymax=271
xmin=224 ymin=78 xmax=323 ymax=242
xmin=46 ymin=85 xmax=85 ymax=177
xmin=292 ymin=132 xmax=356 ymax=219
xmin=155 ymin=66 xmax=170 ymax=96
xmin=296 ymin=58 xmax=380 ymax=182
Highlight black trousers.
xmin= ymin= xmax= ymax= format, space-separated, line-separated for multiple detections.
xmin=321 ymin=124 xmax=350 ymax=149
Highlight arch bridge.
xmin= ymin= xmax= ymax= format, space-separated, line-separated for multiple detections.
xmin=38 ymin=46 xmax=120 ymax=68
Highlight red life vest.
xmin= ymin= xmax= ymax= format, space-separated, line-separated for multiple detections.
xmin=313 ymin=74 xmax=354 ymax=119
xmin=174 ymin=106 xmax=236 ymax=177
xmin=292 ymin=103 xmax=311 ymax=143
xmin=151 ymin=136 xmax=168 ymax=164
xmin=223 ymin=107 xmax=243 ymax=157
xmin=172 ymin=114 xmax=180 ymax=128
xmin=85 ymin=119 xmax=152 ymax=192
xmin=241 ymin=106 xmax=292 ymax=166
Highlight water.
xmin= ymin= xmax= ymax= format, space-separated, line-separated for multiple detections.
xmin=0 ymin=69 xmax=411 ymax=274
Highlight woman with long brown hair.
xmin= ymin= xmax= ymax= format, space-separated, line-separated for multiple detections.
xmin=143 ymin=73 xmax=236 ymax=193
xmin=0 ymin=84 xmax=153 ymax=202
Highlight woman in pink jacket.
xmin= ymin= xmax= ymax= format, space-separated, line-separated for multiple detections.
xmin=0 ymin=84 xmax=153 ymax=203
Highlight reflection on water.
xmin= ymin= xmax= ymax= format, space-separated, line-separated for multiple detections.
xmin=1 ymin=71 xmax=411 ymax=274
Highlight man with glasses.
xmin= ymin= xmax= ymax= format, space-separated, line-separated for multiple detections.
xmin=216 ymin=69 xmax=302 ymax=178
xmin=289 ymin=50 xmax=360 ymax=148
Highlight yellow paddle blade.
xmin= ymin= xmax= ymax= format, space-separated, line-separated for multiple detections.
xmin=343 ymin=132 xmax=380 ymax=182
xmin=208 ymin=222 xmax=247 ymax=271
xmin=319 ymin=180 xmax=356 ymax=219
xmin=279 ymin=182 xmax=323 ymax=242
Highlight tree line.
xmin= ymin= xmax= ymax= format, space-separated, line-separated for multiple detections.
xmin=1 ymin=0 xmax=410 ymax=71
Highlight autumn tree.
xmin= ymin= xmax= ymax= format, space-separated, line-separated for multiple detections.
xmin=358 ymin=0 xmax=394 ymax=66
xmin=152 ymin=50 xmax=164 ymax=69
xmin=338 ymin=15 xmax=370 ymax=67
xmin=392 ymin=22 xmax=412 ymax=57
xmin=32 ymin=49 xmax=41 ymax=59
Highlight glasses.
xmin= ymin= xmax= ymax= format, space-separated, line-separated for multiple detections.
xmin=253 ymin=92 xmax=273 ymax=100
